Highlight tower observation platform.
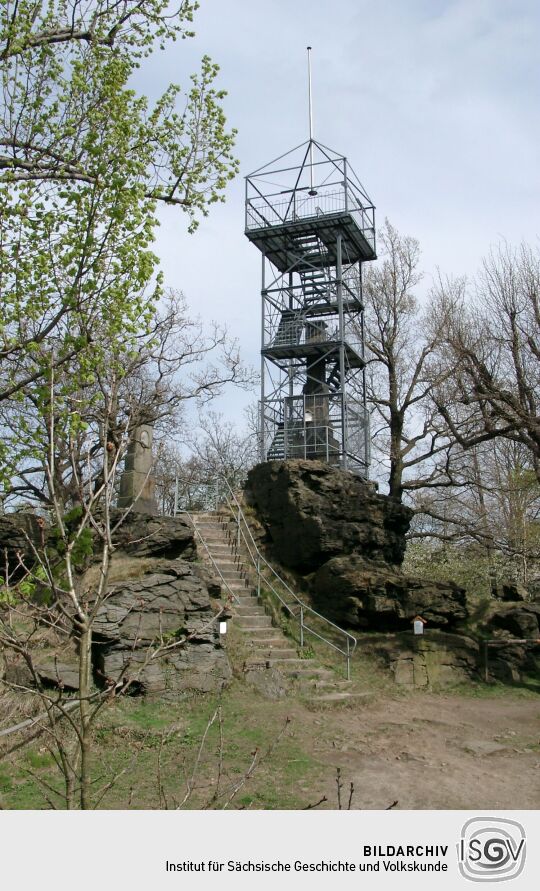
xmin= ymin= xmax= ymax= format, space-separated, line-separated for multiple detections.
xmin=245 ymin=138 xmax=376 ymax=474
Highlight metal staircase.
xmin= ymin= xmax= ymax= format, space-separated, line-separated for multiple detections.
xmin=266 ymin=424 xmax=285 ymax=460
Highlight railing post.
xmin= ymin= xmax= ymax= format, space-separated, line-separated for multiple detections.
xmin=237 ymin=505 xmax=241 ymax=552
xmin=257 ymin=554 xmax=261 ymax=599
xmin=346 ymin=637 xmax=351 ymax=681
xmin=300 ymin=607 xmax=304 ymax=648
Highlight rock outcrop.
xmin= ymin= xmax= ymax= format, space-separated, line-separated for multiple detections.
xmin=361 ymin=631 xmax=480 ymax=687
xmin=1 ymin=511 xmax=230 ymax=698
xmin=479 ymin=601 xmax=540 ymax=683
xmin=483 ymin=602 xmax=540 ymax=639
xmin=245 ymin=460 xmax=468 ymax=633
xmin=245 ymin=458 xmax=411 ymax=571
xmin=0 ymin=512 xmax=43 ymax=577
xmin=491 ymin=582 xmax=528 ymax=602
xmin=110 ymin=510 xmax=195 ymax=560
xmin=313 ymin=558 xmax=467 ymax=630
xmin=93 ymin=559 xmax=231 ymax=696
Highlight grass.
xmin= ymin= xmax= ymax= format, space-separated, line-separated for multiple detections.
xmin=0 ymin=679 xmax=328 ymax=810
xmin=1 ymin=610 xmax=537 ymax=810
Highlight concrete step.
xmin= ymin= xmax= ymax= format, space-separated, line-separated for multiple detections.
xmin=249 ymin=655 xmax=302 ymax=666
xmin=216 ymin=570 xmax=247 ymax=581
xmin=196 ymin=533 xmax=229 ymax=541
xmin=234 ymin=605 xmax=268 ymax=616
xmin=213 ymin=562 xmax=245 ymax=571
xmin=212 ymin=560 xmax=247 ymax=578
xmin=247 ymin=648 xmax=298 ymax=660
xmin=236 ymin=595 xmax=261 ymax=606
xmin=248 ymin=636 xmax=295 ymax=649
xmin=243 ymin=628 xmax=284 ymax=640
xmin=283 ymin=666 xmax=334 ymax=678
xmin=312 ymin=691 xmax=373 ymax=703
xmin=235 ymin=609 xmax=269 ymax=621
xmin=197 ymin=535 xmax=231 ymax=545
xmin=311 ymin=678 xmax=353 ymax=690
xmin=236 ymin=615 xmax=273 ymax=629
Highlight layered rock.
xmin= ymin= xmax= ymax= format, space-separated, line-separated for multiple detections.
xmin=491 ymin=582 xmax=528 ymax=602
xmin=92 ymin=559 xmax=231 ymax=696
xmin=1 ymin=511 xmax=230 ymax=697
xmin=245 ymin=459 xmax=411 ymax=571
xmin=245 ymin=460 xmax=468 ymax=633
xmin=0 ymin=513 xmax=43 ymax=577
xmin=479 ymin=602 xmax=540 ymax=683
xmin=483 ymin=602 xmax=540 ymax=640
xmin=312 ymin=558 xmax=467 ymax=630
xmin=110 ymin=510 xmax=195 ymax=560
xmin=361 ymin=631 xmax=480 ymax=687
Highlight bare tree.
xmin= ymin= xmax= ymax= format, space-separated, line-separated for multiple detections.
xmin=0 ymin=348 xmax=233 ymax=808
xmin=431 ymin=242 xmax=540 ymax=483
xmin=153 ymin=407 xmax=258 ymax=515
xmin=186 ymin=411 xmax=259 ymax=487
xmin=362 ymin=220 xmax=454 ymax=500
xmin=2 ymin=290 xmax=252 ymax=511
xmin=409 ymin=438 xmax=540 ymax=589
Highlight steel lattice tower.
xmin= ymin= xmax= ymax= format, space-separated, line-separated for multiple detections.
xmin=245 ymin=137 xmax=376 ymax=474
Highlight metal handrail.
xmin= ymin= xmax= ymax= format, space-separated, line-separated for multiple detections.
xmin=212 ymin=476 xmax=357 ymax=679
xmin=481 ymin=637 xmax=540 ymax=682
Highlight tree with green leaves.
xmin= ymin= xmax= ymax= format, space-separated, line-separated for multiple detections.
xmin=0 ymin=2 xmax=241 ymax=807
xmin=0 ymin=0 xmax=238 ymax=414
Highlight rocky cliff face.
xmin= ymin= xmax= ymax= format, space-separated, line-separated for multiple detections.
xmin=93 ymin=557 xmax=231 ymax=697
xmin=0 ymin=513 xmax=43 ymax=578
xmin=245 ymin=458 xmax=411 ymax=571
xmin=245 ymin=460 xmax=468 ymax=633
xmin=1 ymin=511 xmax=231 ymax=697
xmin=91 ymin=513 xmax=231 ymax=696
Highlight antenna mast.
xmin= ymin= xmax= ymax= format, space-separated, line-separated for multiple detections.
xmin=307 ymin=46 xmax=317 ymax=195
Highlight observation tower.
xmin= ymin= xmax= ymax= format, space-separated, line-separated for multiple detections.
xmin=245 ymin=51 xmax=376 ymax=474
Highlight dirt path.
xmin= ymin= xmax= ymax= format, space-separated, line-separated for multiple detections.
xmin=305 ymin=693 xmax=540 ymax=809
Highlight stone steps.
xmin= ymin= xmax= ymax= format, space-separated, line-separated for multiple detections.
xmin=247 ymin=648 xmax=298 ymax=661
xmin=236 ymin=615 xmax=273 ymax=629
xmin=235 ymin=605 xmax=267 ymax=616
xmin=248 ymin=637 xmax=294 ymax=650
xmin=191 ymin=511 xmax=360 ymax=704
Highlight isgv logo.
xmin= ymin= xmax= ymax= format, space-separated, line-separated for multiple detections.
xmin=458 ymin=817 xmax=526 ymax=882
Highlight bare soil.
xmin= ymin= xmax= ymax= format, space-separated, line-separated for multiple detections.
xmin=1 ymin=676 xmax=539 ymax=809
xmin=304 ymin=692 xmax=540 ymax=809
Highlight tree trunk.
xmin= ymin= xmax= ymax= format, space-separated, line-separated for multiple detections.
xmin=78 ymin=622 xmax=92 ymax=810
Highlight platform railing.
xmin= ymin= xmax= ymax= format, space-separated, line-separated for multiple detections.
xmin=246 ymin=184 xmax=373 ymax=232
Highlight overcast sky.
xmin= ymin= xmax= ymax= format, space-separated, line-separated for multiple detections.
xmin=140 ymin=0 xmax=540 ymax=428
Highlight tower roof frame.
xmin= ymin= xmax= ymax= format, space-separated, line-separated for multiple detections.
xmin=245 ymin=138 xmax=376 ymax=270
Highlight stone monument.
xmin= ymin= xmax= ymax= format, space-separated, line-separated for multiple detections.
xmin=118 ymin=423 xmax=158 ymax=515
